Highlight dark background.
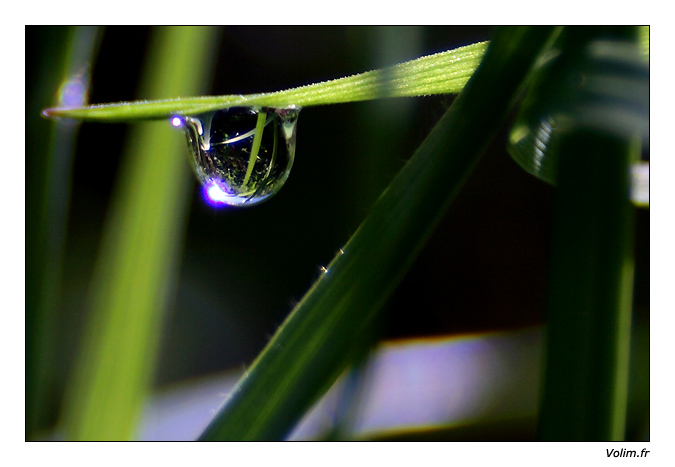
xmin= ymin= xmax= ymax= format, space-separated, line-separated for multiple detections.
xmin=26 ymin=26 xmax=648 ymax=418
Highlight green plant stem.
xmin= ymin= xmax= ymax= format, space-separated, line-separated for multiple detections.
xmin=42 ymin=41 xmax=488 ymax=121
xmin=198 ymin=26 xmax=560 ymax=441
xmin=61 ymin=26 xmax=219 ymax=441
xmin=27 ymin=26 xmax=102 ymax=440
xmin=538 ymin=129 xmax=637 ymax=440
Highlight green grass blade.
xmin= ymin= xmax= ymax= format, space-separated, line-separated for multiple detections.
xmin=26 ymin=26 xmax=103 ymax=439
xmin=538 ymin=129 xmax=638 ymax=441
xmin=60 ymin=26 xmax=219 ymax=441
xmin=523 ymin=27 xmax=643 ymax=441
xmin=42 ymin=41 xmax=487 ymax=122
xmin=198 ymin=26 xmax=560 ymax=441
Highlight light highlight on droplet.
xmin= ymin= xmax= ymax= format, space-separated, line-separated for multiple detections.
xmin=206 ymin=181 xmax=229 ymax=203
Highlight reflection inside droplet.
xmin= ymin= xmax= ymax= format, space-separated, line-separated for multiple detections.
xmin=174 ymin=106 xmax=300 ymax=207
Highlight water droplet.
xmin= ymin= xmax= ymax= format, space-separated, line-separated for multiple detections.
xmin=175 ymin=106 xmax=300 ymax=207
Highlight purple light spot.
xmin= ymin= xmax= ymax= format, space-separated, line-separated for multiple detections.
xmin=58 ymin=76 xmax=88 ymax=107
xmin=171 ymin=117 xmax=182 ymax=127
xmin=202 ymin=180 xmax=234 ymax=207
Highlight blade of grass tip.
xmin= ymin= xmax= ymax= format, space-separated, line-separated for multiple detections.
xmin=538 ymin=26 xmax=641 ymax=441
xmin=60 ymin=26 xmax=220 ymax=441
xmin=42 ymin=41 xmax=488 ymax=121
xmin=198 ymin=26 xmax=561 ymax=441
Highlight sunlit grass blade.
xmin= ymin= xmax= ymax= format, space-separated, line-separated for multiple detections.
xmin=198 ymin=26 xmax=561 ymax=441
xmin=42 ymin=41 xmax=488 ymax=122
xmin=60 ymin=26 xmax=219 ymax=441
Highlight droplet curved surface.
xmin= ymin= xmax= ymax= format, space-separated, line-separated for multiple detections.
xmin=175 ymin=106 xmax=300 ymax=207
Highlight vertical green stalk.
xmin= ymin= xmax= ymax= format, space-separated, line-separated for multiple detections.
xmin=27 ymin=26 xmax=102 ymax=439
xmin=537 ymin=25 xmax=642 ymax=441
xmin=538 ymin=129 xmax=638 ymax=440
xmin=61 ymin=26 xmax=219 ymax=440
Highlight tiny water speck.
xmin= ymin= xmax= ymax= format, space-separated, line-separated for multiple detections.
xmin=173 ymin=106 xmax=300 ymax=207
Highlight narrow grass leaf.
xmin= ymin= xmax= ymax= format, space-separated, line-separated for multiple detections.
xmin=43 ymin=41 xmax=488 ymax=122
xmin=26 ymin=26 xmax=103 ymax=439
xmin=538 ymin=130 xmax=638 ymax=440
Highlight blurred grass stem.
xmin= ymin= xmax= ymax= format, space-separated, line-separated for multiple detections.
xmin=538 ymin=129 xmax=638 ymax=440
xmin=61 ymin=26 xmax=219 ymax=440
